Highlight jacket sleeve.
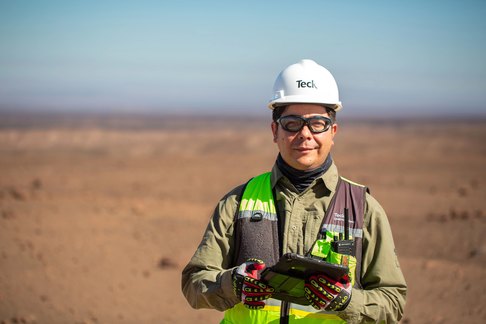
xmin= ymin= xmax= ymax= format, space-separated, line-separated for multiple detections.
xmin=339 ymin=193 xmax=407 ymax=323
xmin=181 ymin=185 xmax=244 ymax=311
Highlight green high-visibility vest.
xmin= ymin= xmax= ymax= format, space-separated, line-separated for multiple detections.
xmin=224 ymin=172 xmax=367 ymax=323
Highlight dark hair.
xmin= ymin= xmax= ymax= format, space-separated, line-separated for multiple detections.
xmin=272 ymin=105 xmax=337 ymax=123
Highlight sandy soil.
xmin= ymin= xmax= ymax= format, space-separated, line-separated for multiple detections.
xmin=0 ymin=114 xmax=485 ymax=323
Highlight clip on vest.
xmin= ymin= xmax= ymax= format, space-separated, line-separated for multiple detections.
xmin=250 ymin=212 xmax=263 ymax=222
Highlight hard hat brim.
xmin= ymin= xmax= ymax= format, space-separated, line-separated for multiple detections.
xmin=268 ymin=97 xmax=342 ymax=111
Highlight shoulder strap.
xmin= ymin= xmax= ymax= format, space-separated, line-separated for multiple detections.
xmin=231 ymin=172 xmax=279 ymax=267
xmin=231 ymin=178 xmax=252 ymax=267
xmin=319 ymin=177 xmax=368 ymax=288
xmin=319 ymin=178 xmax=367 ymax=237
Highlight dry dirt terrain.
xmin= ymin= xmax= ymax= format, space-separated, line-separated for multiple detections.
xmin=0 ymin=114 xmax=485 ymax=323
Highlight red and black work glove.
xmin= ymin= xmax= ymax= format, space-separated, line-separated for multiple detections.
xmin=304 ymin=274 xmax=352 ymax=311
xmin=232 ymin=258 xmax=274 ymax=310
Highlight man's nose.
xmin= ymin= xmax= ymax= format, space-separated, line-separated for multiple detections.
xmin=298 ymin=124 xmax=313 ymax=138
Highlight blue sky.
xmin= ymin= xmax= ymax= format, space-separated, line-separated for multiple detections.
xmin=1 ymin=0 xmax=485 ymax=117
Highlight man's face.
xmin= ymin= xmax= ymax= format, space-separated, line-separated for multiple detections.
xmin=271 ymin=104 xmax=338 ymax=171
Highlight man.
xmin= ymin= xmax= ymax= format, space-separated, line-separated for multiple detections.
xmin=182 ymin=59 xmax=407 ymax=323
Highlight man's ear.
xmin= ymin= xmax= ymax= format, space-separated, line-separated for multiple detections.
xmin=271 ymin=122 xmax=278 ymax=143
xmin=330 ymin=123 xmax=338 ymax=146
xmin=332 ymin=123 xmax=338 ymax=135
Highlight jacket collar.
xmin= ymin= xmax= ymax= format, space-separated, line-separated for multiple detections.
xmin=270 ymin=161 xmax=340 ymax=194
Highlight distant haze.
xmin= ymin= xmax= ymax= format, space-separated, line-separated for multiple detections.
xmin=1 ymin=1 xmax=485 ymax=118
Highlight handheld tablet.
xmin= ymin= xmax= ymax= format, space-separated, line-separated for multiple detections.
xmin=261 ymin=253 xmax=349 ymax=305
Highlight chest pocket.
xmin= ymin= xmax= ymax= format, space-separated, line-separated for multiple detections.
xmin=302 ymin=210 xmax=321 ymax=252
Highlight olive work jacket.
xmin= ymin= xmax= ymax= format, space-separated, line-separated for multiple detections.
xmin=181 ymin=162 xmax=407 ymax=323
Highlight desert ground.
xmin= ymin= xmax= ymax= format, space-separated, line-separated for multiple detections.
xmin=0 ymin=113 xmax=485 ymax=324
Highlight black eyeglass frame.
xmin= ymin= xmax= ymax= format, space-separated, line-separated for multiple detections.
xmin=276 ymin=115 xmax=333 ymax=134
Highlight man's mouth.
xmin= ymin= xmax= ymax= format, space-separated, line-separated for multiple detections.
xmin=294 ymin=147 xmax=315 ymax=152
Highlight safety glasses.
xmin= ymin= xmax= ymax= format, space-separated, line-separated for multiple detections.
xmin=277 ymin=115 xmax=333 ymax=133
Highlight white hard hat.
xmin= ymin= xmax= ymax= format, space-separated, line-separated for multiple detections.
xmin=268 ymin=59 xmax=342 ymax=111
